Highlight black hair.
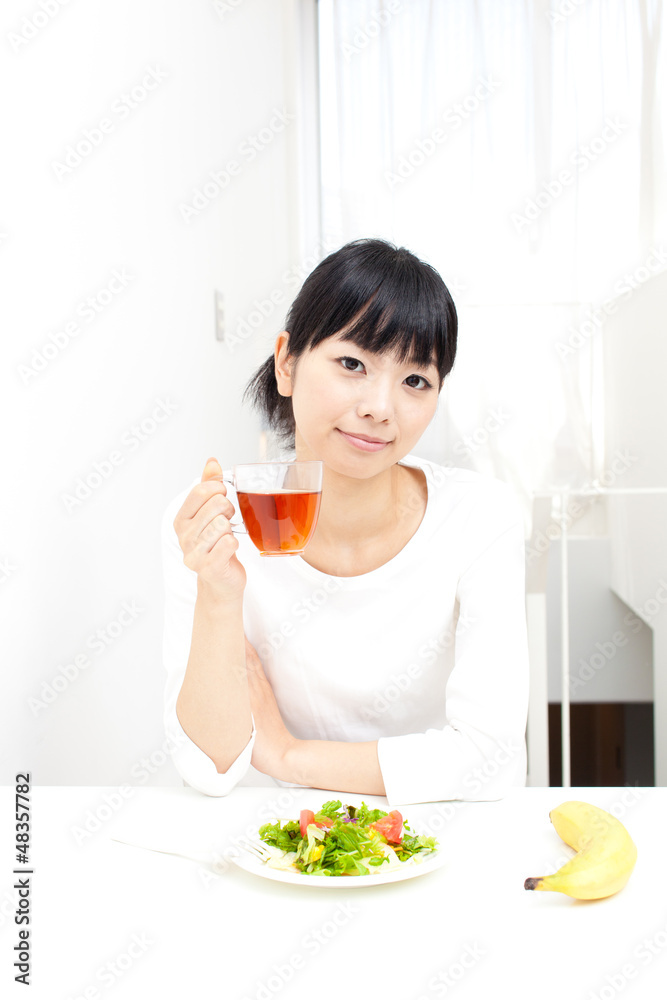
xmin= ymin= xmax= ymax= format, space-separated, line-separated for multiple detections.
xmin=242 ymin=237 xmax=458 ymax=447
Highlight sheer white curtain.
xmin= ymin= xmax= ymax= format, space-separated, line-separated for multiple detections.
xmin=317 ymin=0 xmax=666 ymax=522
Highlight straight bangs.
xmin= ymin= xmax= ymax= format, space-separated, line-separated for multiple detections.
xmin=298 ymin=251 xmax=456 ymax=385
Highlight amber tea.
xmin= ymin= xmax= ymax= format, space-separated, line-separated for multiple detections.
xmin=237 ymin=489 xmax=321 ymax=556
xmin=222 ymin=460 xmax=323 ymax=556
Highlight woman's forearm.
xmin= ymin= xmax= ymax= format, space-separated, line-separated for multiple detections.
xmin=175 ymin=580 xmax=252 ymax=773
xmin=280 ymin=739 xmax=386 ymax=796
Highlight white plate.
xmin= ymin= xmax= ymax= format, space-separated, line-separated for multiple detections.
xmin=229 ymin=825 xmax=446 ymax=888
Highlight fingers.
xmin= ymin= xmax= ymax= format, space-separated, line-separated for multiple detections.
xmin=174 ymin=489 xmax=236 ymax=554
xmin=173 ymin=457 xmax=239 ymax=563
xmin=175 ymin=478 xmax=229 ymax=524
xmin=171 ymin=458 xmax=246 ymax=600
xmin=182 ymin=520 xmax=239 ymax=573
xmin=198 ymin=513 xmax=237 ymax=555
xmin=202 ymin=456 xmax=223 ymax=482
xmin=176 ymin=455 xmax=229 ymax=523
xmin=185 ymin=505 xmax=239 ymax=565
xmin=192 ymin=490 xmax=237 ymax=532
xmin=170 ymin=455 xmax=230 ymax=528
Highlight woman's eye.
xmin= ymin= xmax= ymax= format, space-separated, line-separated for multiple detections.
xmin=338 ymin=356 xmax=365 ymax=372
xmin=336 ymin=357 xmax=431 ymax=389
xmin=405 ymin=374 xmax=432 ymax=390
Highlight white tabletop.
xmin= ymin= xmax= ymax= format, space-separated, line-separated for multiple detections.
xmin=1 ymin=784 xmax=665 ymax=1000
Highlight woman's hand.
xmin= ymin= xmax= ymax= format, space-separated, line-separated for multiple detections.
xmin=173 ymin=457 xmax=246 ymax=604
xmin=244 ymin=637 xmax=297 ymax=777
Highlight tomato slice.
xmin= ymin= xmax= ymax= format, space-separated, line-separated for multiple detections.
xmin=371 ymin=810 xmax=404 ymax=844
xmin=300 ymin=810 xmax=337 ymax=837
xmin=300 ymin=809 xmax=315 ymax=837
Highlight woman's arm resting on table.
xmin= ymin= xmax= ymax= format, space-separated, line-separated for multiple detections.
xmin=280 ymin=740 xmax=386 ymax=796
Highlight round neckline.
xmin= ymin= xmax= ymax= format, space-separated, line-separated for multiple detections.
xmin=289 ymin=453 xmax=436 ymax=586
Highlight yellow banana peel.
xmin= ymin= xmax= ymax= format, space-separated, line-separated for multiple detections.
xmin=524 ymin=800 xmax=637 ymax=900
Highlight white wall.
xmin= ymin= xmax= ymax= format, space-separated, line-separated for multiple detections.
xmin=546 ymin=539 xmax=653 ymax=704
xmin=2 ymin=0 xmax=317 ymax=785
xmin=603 ymin=270 xmax=667 ymax=783
xmin=604 ymin=270 xmax=667 ymax=609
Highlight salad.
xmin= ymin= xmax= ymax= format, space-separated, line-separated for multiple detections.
xmin=257 ymin=800 xmax=438 ymax=877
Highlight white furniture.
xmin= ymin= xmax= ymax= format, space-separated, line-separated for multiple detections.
xmin=525 ymin=496 xmax=554 ymax=787
xmin=4 ymin=784 xmax=663 ymax=1000
xmin=525 ymin=487 xmax=666 ymax=788
xmin=602 ymin=270 xmax=667 ymax=786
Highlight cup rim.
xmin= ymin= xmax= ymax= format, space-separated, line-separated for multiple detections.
xmin=232 ymin=460 xmax=323 ymax=469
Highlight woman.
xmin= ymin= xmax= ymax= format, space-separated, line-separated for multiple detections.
xmin=162 ymin=238 xmax=529 ymax=804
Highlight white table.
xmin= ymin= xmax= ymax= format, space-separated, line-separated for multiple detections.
xmin=1 ymin=785 xmax=665 ymax=1000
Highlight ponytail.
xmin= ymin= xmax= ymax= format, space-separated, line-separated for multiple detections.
xmin=242 ymin=352 xmax=296 ymax=447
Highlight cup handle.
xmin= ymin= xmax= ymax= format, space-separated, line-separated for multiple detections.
xmin=221 ymin=473 xmax=247 ymax=535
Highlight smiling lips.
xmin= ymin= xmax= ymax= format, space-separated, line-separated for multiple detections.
xmin=337 ymin=429 xmax=391 ymax=452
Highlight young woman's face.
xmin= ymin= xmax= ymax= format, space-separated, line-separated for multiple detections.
xmin=275 ymin=330 xmax=441 ymax=475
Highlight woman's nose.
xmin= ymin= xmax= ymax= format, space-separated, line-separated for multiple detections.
xmin=356 ymin=379 xmax=395 ymax=422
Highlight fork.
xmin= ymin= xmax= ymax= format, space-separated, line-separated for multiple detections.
xmin=235 ymin=837 xmax=273 ymax=864
xmin=110 ymin=836 xmax=230 ymax=873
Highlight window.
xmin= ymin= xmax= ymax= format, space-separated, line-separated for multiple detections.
xmin=317 ymin=0 xmax=666 ymax=517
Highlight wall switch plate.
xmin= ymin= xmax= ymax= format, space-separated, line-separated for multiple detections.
xmin=214 ymin=290 xmax=225 ymax=342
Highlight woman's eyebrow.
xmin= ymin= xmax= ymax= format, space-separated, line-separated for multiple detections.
xmin=334 ymin=338 xmax=438 ymax=373
xmin=393 ymin=354 xmax=440 ymax=374
xmin=329 ymin=333 xmax=440 ymax=377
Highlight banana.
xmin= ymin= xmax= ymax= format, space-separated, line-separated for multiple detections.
xmin=524 ymin=800 xmax=637 ymax=900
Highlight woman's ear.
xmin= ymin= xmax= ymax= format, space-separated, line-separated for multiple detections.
xmin=274 ymin=331 xmax=294 ymax=397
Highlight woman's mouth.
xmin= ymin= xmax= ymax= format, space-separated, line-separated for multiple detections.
xmin=336 ymin=429 xmax=391 ymax=452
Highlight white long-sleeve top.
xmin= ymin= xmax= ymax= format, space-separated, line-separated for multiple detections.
xmin=161 ymin=451 xmax=530 ymax=805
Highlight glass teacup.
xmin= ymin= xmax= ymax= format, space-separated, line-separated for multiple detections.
xmin=223 ymin=461 xmax=323 ymax=557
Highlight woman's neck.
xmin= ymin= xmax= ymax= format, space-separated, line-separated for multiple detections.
xmin=309 ymin=461 xmax=407 ymax=549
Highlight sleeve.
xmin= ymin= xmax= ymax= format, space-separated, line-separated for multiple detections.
xmin=161 ymin=485 xmax=256 ymax=796
xmin=376 ymin=487 xmax=529 ymax=805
